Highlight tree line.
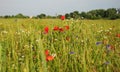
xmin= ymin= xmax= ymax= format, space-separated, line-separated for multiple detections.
xmin=65 ymin=8 xmax=120 ymax=20
xmin=0 ymin=8 xmax=120 ymax=20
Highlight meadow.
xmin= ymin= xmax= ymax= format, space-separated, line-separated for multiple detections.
xmin=0 ymin=18 xmax=120 ymax=72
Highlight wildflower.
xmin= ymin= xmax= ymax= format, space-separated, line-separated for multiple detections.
xmin=46 ymin=55 xmax=54 ymax=61
xmin=2 ymin=30 xmax=8 ymax=34
xmin=103 ymin=36 xmax=108 ymax=39
xmin=53 ymin=26 xmax=59 ymax=31
xmin=44 ymin=26 xmax=49 ymax=34
xmin=105 ymin=30 xmax=109 ymax=32
xmin=15 ymin=32 xmax=20 ymax=35
xmin=45 ymin=50 xmax=55 ymax=61
xmin=98 ymin=30 xmax=103 ymax=33
xmin=103 ymin=61 xmax=109 ymax=65
xmin=21 ymin=55 xmax=25 ymax=58
xmin=106 ymin=44 xmax=111 ymax=50
xmin=69 ymin=52 xmax=74 ymax=54
xmin=64 ymin=25 xmax=69 ymax=30
xmin=106 ymin=45 xmax=115 ymax=51
xmin=76 ymin=36 xmax=79 ymax=40
xmin=36 ymin=39 xmax=40 ymax=42
xmin=109 ymin=28 xmax=112 ymax=30
xmin=81 ymin=40 xmax=84 ymax=43
xmin=59 ymin=27 xmax=64 ymax=32
xmin=45 ymin=50 xmax=49 ymax=56
xmin=116 ymin=34 xmax=120 ymax=38
xmin=96 ymin=42 xmax=102 ymax=45
xmin=60 ymin=15 xmax=65 ymax=20
xmin=54 ymin=38 xmax=58 ymax=41
xmin=105 ymin=44 xmax=115 ymax=53
xmin=51 ymin=53 xmax=56 ymax=57
xmin=21 ymin=30 xmax=25 ymax=33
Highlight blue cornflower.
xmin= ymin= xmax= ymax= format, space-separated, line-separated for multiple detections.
xmin=104 ymin=61 xmax=110 ymax=65
xmin=96 ymin=42 xmax=102 ymax=45
xmin=69 ymin=52 xmax=75 ymax=54
xmin=106 ymin=44 xmax=111 ymax=50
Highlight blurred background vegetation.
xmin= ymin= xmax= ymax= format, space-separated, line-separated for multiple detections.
xmin=0 ymin=8 xmax=120 ymax=20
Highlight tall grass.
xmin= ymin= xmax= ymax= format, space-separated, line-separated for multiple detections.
xmin=0 ymin=19 xmax=120 ymax=72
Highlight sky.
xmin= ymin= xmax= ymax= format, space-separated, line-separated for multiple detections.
xmin=0 ymin=0 xmax=120 ymax=16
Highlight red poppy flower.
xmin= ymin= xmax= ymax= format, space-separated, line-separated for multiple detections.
xmin=53 ymin=26 xmax=59 ymax=31
xmin=59 ymin=28 xmax=64 ymax=32
xmin=60 ymin=15 xmax=65 ymax=20
xmin=45 ymin=50 xmax=55 ymax=61
xmin=44 ymin=26 xmax=49 ymax=34
xmin=116 ymin=34 xmax=120 ymax=38
xmin=45 ymin=50 xmax=49 ymax=56
xmin=46 ymin=55 xmax=54 ymax=61
xmin=64 ymin=25 xmax=69 ymax=30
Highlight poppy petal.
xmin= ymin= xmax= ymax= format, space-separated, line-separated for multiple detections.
xmin=45 ymin=50 xmax=49 ymax=56
xmin=46 ymin=55 xmax=54 ymax=61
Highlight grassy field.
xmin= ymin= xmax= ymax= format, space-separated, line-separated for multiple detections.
xmin=0 ymin=19 xmax=120 ymax=72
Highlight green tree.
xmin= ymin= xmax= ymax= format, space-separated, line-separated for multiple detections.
xmin=65 ymin=13 xmax=70 ymax=19
xmin=96 ymin=9 xmax=106 ymax=18
xmin=15 ymin=13 xmax=26 ymax=18
xmin=4 ymin=15 xmax=10 ymax=18
xmin=70 ymin=12 xmax=74 ymax=18
xmin=80 ymin=12 xmax=87 ymax=19
xmin=105 ymin=8 xmax=117 ymax=19
xmin=69 ymin=11 xmax=80 ymax=19
xmin=73 ymin=11 xmax=80 ymax=19
xmin=37 ymin=13 xmax=46 ymax=19
xmin=117 ymin=8 xmax=120 ymax=18
xmin=86 ymin=9 xmax=105 ymax=19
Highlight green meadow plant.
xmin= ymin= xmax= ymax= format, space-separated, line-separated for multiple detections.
xmin=0 ymin=19 xmax=120 ymax=72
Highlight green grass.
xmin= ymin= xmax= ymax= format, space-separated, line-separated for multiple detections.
xmin=0 ymin=19 xmax=120 ymax=72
